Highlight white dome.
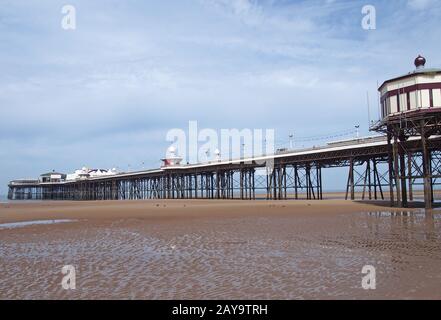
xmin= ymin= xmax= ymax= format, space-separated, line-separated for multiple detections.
xmin=167 ymin=146 xmax=177 ymax=157
xmin=214 ymin=148 xmax=220 ymax=155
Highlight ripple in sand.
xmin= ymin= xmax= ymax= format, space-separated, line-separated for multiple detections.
xmin=1 ymin=211 xmax=441 ymax=299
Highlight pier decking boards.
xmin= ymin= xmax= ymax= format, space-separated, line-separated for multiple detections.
xmin=8 ymin=114 xmax=441 ymax=209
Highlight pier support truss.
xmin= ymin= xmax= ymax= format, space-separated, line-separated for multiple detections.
xmin=262 ymin=164 xmax=322 ymax=200
xmin=372 ymin=112 xmax=441 ymax=209
xmin=344 ymin=157 xmax=388 ymax=201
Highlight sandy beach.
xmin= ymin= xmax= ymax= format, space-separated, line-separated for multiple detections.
xmin=1 ymin=198 xmax=441 ymax=299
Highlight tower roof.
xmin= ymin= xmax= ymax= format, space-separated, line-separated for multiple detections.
xmin=378 ymin=55 xmax=441 ymax=91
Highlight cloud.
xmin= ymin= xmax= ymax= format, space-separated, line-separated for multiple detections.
xmin=204 ymin=0 xmax=265 ymax=26
xmin=408 ymin=0 xmax=435 ymax=10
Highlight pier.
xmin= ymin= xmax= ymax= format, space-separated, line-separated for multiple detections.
xmin=8 ymin=56 xmax=441 ymax=208
xmin=8 ymin=134 xmax=441 ymax=208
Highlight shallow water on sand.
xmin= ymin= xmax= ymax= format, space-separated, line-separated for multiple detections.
xmin=0 ymin=219 xmax=75 ymax=229
xmin=1 ymin=210 xmax=441 ymax=299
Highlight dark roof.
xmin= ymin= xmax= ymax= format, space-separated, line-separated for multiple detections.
xmin=40 ymin=172 xmax=66 ymax=177
xmin=378 ymin=68 xmax=441 ymax=91
xmin=88 ymin=169 xmax=108 ymax=173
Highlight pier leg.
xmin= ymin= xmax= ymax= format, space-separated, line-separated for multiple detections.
xmin=362 ymin=160 xmax=368 ymax=200
xmin=283 ymin=166 xmax=287 ymax=200
xmin=393 ymin=135 xmax=402 ymax=207
xmin=316 ymin=165 xmax=321 ymax=200
xmin=194 ymin=174 xmax=198 ymax=199
xmin=306 ymin=166 xmax=311 ymax=200
xmin=294 ymin=164 xmax=298 ymax=200
xmin=266 ymin=167 xmax=271 ymax=200
xmin=252 ymin=169 xmax=255 ymax=200
xmin=421 ymin=121 xmax=433 ymax=209
xmin=273 ymin=167 xmax=277 ymax=200
xmin=387 ymin=132 xmax=395 ymax=206
xmin=399 ymin=141 xmax=408 ymax=207
xmin=408 ymin=153 xmax=413 ymax=202
xmin=350 ymin=161 xmax=355 ymax=201
xmin=346 ymin=158 xmax=355 ymax=200
xmin=240 ymin=169 xmax=244 ymax=200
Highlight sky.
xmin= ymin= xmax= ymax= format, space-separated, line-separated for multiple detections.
xmin=1 ymin=0 xmax=441 ymax=193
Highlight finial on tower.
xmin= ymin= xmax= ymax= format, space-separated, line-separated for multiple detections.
xmin=414 ymin=55 xmax=426 ymax=69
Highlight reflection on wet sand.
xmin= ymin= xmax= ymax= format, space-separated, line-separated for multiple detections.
xmin=1 ymin=204 xmax=440 ymax=299
xmin=0 ymin=219 xmax=75 ymax=229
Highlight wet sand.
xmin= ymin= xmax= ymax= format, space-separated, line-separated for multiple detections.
xmin=1 ymin=198 xmax=441 ymax=299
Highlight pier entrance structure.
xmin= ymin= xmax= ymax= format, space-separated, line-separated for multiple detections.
xmin=372 ymin=55 xmax=441 ymax=209
xmin=8 ymin=57 xmax=441 ymax=207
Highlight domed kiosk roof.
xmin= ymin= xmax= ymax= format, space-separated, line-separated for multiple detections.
xmin=378 ymin=55 xmax=441 ymax=91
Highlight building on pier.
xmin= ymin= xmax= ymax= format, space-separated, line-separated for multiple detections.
xmin=66 ymin=167 xmax=118 ymax=181
xmin=372 ymin=55 xmax=441 ymax=209
xmin=161 ymin=146 xmax=183 ymax=167
xmin=40 ymin=171 xmax=66 ymax=183
xmin=379 ymin=55 xmax=441 ymax=118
